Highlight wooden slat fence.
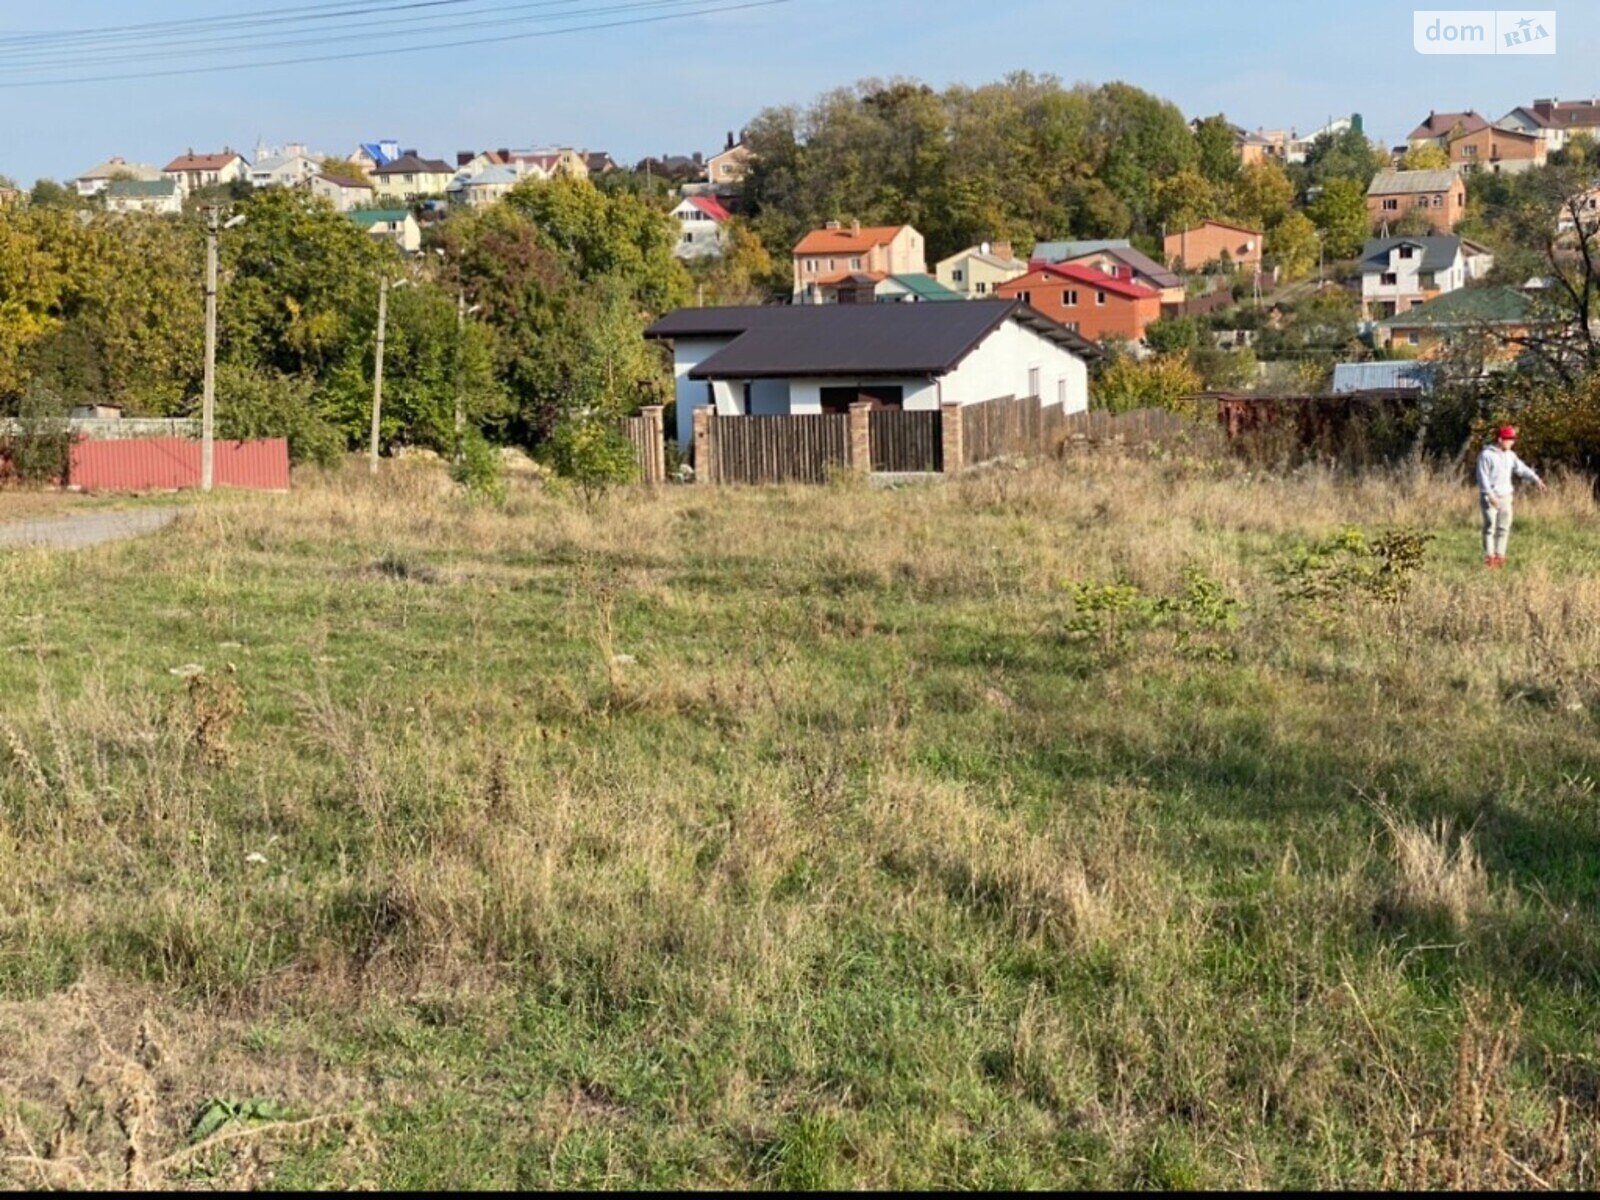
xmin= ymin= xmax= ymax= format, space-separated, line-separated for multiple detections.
xmin=961 ymin=394 xmax=1045 ymax=468
xmin=621 ymin=405 xmax=668 ymax=484
xmin=1060 ymin=408 xmax=1198 ymax=445
xmin=868 ymin=409 xmax=942 ymax=473
xmin=705 ymin=413 xmax=851 ymax=484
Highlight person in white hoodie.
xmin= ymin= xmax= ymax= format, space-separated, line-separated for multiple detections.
xmin=1476 ymin=425 xmax=1546 ymax=568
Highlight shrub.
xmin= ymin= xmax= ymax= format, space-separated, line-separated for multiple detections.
xmin=544 ymin=415 xmax=641 ymax=500
xmin=0 ymin=387 xmax=73 ymax=486
xmin=215 ymin=364 xmax=344 ymax=467
xmin=449 ymin=429 xmax=508 ymax=504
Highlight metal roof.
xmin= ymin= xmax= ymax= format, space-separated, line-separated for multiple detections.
xmin=1330 ymin=362 xmax=1437 ymax=393
xmin=645 ymin=301 xmax=1097 ymax=380
xmin=1359 ymin=236 xmax=1464 ymax=274
xmin=1368 ymin=169 xmax=1462 ymax=195
xmin=1031 ymin=239 xmax=1131 ymax=263
xmin=884 ymin=273 xmax=964 ymax=301
xmin=1374 ymin=286 xmax=1538 ymax=328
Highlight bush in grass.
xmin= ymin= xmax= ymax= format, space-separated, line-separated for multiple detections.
xmin=0 ymin=387 xmax=73 ymax=486
xmin=449 ymin=429 xmax=508 ymax=504
xmin=544 ymin=415 xmax=640 ymax=500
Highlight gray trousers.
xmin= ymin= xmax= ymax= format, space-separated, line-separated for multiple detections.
xmin=1481 ymin=494 xmax=1514 ymax=558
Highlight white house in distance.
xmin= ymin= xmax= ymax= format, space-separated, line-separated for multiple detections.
xmin=248 ymin=143 xmax=320 ymax=189
xmin=74 ymin=157 xmax=162 ymax=198
xmin=1357 ymin=235 xmax=1493 ymax=320
xmin=672 ymin=194 xmax=731 ymax=259
xmin=104 ymin=179 xmax=182 ymax=216
xmin=644 ymin=300 xmax=1094 ymax=448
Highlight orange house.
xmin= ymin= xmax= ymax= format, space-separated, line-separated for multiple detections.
xmin=1164 ymin=219 xmax=1264 ymax=272
xmin=792 ymin=221 xmax=926 ymax=303
xmin=1366 ymin=169 xmax=1467 ymax=233
xmin=996 ymin=263 xmax=1163 ymax=343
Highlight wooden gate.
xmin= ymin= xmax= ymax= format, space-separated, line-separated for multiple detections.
xmin=868 ymin=410 xmax=942 ymax=472
xmin=704 ymin=413 xmax=851 ymax=484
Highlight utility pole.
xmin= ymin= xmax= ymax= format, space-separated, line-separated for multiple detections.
xmin=454 ymin=288 xmax=467 ymax=464
xmin=371 ymin=275 xmax=390 ymax=475
xmin=201 ymin=207 xmax=219 ymax=492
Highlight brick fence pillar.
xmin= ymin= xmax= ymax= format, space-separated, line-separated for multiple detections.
xmin=639 ymin=404 xmax=666 ymax=484
xmin=692 ymin=405 xmax=714 ymax=484
xmin=940 ymin=402 xmax=964 ymax=473
xmin=848 ymin=401 xmax=872 ymax=473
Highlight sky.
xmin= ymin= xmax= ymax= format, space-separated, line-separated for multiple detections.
xmin=2 ymin=0 xmax=1597 ymax=183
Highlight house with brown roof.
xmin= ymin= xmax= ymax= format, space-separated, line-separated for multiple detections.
xmin=1163 ymin=220 xmax=1264 ymax=273
xmin=1407 ymin=110 xmax=1490 ymax=150
xmin=310 ymin=173 xmax=374 ymax=213
xmin=1499 ymin=98 xmax=1600 ymax=152
xmin=163 ymin=149 xmax=248 ymax=196
xmin=1367 ymin=169 xmax=1466 ymax=234
xmin=707 ymin=132 xmax=752 ymax=190
xmin=792 ymin=221 xmax=927 ymax=304
xmin=995 ymin=263 xmax=1163 ymax=343
xmin=1029 ymin=240 xmax=1185 ymax=308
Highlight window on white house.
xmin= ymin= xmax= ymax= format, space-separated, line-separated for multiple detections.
xmin=953 ymin=268 xmax=964 ymax=283
xmin=1028 ymin=367 xmax=1040 ymax=397
xmin=1380 ymin=272 xmax=1398 ymax=286
xmin=851 ymin=257 xmax=862 ymax=269
xmin=976 ymin=282 xmax=988 ymax=294
xmin=1398 ymin=246 xmax=1415 ymax=259
xmin=1058 ymin=378 xmax=1067 ymax=406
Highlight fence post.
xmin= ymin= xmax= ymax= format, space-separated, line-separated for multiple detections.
xmin=940 ymin=402 xmax=963 ymax=474
xmin=639 ymin=404 xmax=666 ymax=484
xmin=692 ymin=405 xmax=714 ymax=484
xmin=848 ymin=401 xmax=872 ymax=473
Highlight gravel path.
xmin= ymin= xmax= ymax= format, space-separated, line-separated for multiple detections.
xmin=0 ymin=507 xmax=182 ymax=550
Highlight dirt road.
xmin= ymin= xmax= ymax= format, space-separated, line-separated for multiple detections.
xmin=0 ymin=507 xmax=182 ymax=550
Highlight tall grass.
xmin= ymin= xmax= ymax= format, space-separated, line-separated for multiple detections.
xmin=1 ymin=453 xmax=1598 ymax=1187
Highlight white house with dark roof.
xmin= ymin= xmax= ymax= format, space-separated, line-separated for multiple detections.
xmin=1358 ymin=235 xmax=1484 ymax=319
xmin=645 ymin=300 xmax=1095 ymax=448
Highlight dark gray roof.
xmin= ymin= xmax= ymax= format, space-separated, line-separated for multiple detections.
xmin=645 ymin=301 xmax=1097 ymax=380
xmin=1359 ymin=236 xmax=1463 ymax=274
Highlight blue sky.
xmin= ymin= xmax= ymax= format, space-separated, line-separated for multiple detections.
xmin=4 ymin=0 xmax=1597 ymax=182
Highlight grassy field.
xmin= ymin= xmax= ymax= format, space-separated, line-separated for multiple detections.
xmin=2 ymin=453 xmax=1599 ymax=1189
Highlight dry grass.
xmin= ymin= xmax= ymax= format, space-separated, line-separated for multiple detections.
xmin=1 ymin=452 xmax=1598 ymax=1187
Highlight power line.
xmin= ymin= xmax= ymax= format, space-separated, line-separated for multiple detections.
xmin=0 ymin=0 xmax=792 ymax=88
xmin=0 ymin=1 xmax=472 ymax=48
xmin=0 ymin=0 xmax=694 ymax=70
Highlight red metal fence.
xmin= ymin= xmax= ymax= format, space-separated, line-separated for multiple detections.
xmin=68 ymin=438 xmax=290 ymax=492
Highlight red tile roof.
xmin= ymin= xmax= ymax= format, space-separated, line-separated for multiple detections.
xmin=687 ymin=194 xmax=732 ymax=221
xmin=1408 ymin=111 xmax=1489 ymax=141
xmin=794 ymin=224 xmax=910 ymax=255
xmin=1017 ymin=263 xmax=1162 ymax=300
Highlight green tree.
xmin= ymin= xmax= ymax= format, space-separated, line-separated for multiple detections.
xmin=1193 ymin=115 xmax=1242 ymax=186
xmin=1229 ymin=161 xmax=1294 ymax=230
xmin=1144 ymin=316 xmax=1199 ymax=356
xmin=1399 ymin=143 xmax=1450 ymax=170
xmin=1153 ymin=169 xmax=1218 ymax=231
xmin=1268 ymin=210 xmax=1320 ymax=280
xmin=1094 ymin=354 xmax=1203 ymax=415
xmin=1309 ymin=177 xmax=1369 ymax=259
xmin=1302 ymin=125 xmax=1388 ymax=186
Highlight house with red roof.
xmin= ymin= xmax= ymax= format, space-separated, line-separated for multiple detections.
xmin=672 ymin=194 xmax=733 ymax=259
xmin=792 ymin=221 xmax=927 ymax=304
xmin=995 ymin=263 xmax=1163 ymax=343
xmin=162 ymin=149 xmax=249 ymax=196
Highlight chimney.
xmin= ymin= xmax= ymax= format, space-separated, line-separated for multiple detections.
xmin=824 ymin=219 xmax=842 ymax=231
xmin=850 ymin=218 xmax=861 ymax=235
xmin=992 ymin=240 xmax=1013 ymax=261
xmin=725 ymin=130 xmax=735 ymax=150
xmin=457 ymin=151 xmax=474 ymax=166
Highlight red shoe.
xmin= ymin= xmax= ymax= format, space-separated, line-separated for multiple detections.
xmin=1491 ymin=556 xmax=1506 ymax=568
xmin=1485 ymin=556 xmax=1497 ymax=568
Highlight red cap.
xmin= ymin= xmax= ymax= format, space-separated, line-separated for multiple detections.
xmin=1497 ymin=425 xmax=1518 ymax=441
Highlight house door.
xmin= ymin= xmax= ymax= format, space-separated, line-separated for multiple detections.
xmin=819 ymin=385 xmax=904 ymax=414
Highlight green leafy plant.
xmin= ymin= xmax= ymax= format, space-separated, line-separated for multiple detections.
xmin=449 ymin=429 xmax=508 ymax=505
xmin=190 ymin=1097 xmax=296 ymax=1143
xmin=544 ymin=416 xmax=640 ymax=501
xmin=1278 ymin=525 xmax=1435 ymax=614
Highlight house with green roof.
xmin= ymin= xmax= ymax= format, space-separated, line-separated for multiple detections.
xmin=1374 ymin=285 xmax=1553 ymax=359
xmin=104 ymin=178 xmax=181 ymax=216
xmin=876 ymin=273 xmax=965 ymax=303
xmin=348 ymin=208 xmax=421 ymax=254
